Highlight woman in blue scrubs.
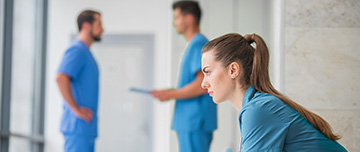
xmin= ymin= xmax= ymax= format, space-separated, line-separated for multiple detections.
xmin=200 ymin=33 xmax=347 ymax=152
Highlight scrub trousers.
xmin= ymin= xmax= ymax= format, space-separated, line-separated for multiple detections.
xmin=177 ymin=131 xmax=213 ymax=152
xmin=64 ymin=135 xmax=95 ymax=152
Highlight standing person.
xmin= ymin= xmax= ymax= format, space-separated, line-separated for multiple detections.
xmin=201 ymin=33 xmax=347 ymax=152
xmin=56 ymin=10 xmax=104 ymax=152
xmin=151 ymin=1 xmax=217 ymax=152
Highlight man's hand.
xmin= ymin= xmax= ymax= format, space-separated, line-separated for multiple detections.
xmin=151 ymin=71 xmax=206 ymax=101
xmin=56 ymin=74 xmax=93 ymax=123
xmin=151 ymin=89 xmax=176 ymax=102
xmin=73 ymin=107 xmax=93 ymax=123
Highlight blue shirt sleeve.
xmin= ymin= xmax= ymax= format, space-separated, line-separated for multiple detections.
xmin=189 ymin=43 xmax=203 ymax=76
xmin=240 ymin=103 xmax=288 ymax=152
xmin=57 ymin=47 xmax=86 ymax=79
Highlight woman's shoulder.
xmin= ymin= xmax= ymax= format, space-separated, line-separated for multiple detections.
xmin=241 ymin=92 xmax=298 ymax=122
xmin=247 ymin=92 xmax=284 ymax=109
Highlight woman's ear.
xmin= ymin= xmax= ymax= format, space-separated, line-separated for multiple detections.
xmin=229 ymin=62 xmax=240 ymax=79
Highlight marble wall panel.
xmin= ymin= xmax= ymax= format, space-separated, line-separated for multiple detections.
xmin=285 ymin=0 xmax=360 ymax=150
xmin=286 ymin=0 xmax=360 ymax=27
xmin=284 ymin=27 xmax=360 ymax=109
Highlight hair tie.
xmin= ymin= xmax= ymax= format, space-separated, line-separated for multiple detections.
xmin=244 ymin=33 xmax=255 ymax=44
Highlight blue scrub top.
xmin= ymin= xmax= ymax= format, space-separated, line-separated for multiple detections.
xmin=172 ymin=33 xmax=217 ymax=132
xmin=57 ymin=39 xmax=99 ymax=137
xmin=239 ymin=86 xmax=347 ymax=152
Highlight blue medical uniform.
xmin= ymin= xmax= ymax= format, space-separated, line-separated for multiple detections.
xmin=57 ymin=39 xmax=99 ymax=152
xmin=239 ymin=86 xmax=347 ymax=152
xmin=172 ymin=33 xmax=217 ymax=152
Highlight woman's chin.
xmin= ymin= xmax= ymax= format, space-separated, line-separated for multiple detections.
xmin=212 ymin=98 xmax=223 ymax=104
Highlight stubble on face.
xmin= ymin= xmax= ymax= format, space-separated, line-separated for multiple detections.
xmin=91 ymin=14 xmax=103 ymax=42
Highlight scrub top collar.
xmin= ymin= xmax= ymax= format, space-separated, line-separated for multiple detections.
xmin=74 ymin=39 xmax=90 ymax=50
xmin=242 ymin=85 xmax=256 ymax=107
xmin=189 ymin=33 xmax=201 ymax=43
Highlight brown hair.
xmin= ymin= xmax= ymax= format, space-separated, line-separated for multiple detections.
xmin=77 ymin=10 xmax=101 ymax=31
xmin=172 ymin=1 xmax=201 ymax=26
xmin=202 ymin=33 xmax=340 ymax=141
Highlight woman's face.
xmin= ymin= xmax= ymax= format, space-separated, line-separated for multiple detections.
xmin=201 ymin=50 xmax=235 ymax=104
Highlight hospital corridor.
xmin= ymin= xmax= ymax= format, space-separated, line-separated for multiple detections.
xmin=0 ymin=0 xmax=358 ymax=152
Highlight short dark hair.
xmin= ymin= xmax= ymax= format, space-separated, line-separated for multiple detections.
xmin=77 ymin=10 xmax=101 ymax=31
xmin=172 ymin=1 xmax=201 ymax=25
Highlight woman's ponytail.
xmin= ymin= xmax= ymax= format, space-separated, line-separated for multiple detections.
xmin=244 ymin=33 xmax=341 ymax=141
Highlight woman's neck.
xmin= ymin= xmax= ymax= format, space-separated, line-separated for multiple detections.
xmin=229 ymin=85 xmax=248 ymax=111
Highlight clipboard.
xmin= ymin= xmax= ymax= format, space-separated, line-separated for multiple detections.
xmin=129 ymin=87 xmax=151 ymax=94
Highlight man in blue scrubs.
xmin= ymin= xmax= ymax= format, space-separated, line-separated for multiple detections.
xmin=151 ymin=1 xmax=217 ymax=152
xmin=56 ymin=10 xmax=104 ymax=152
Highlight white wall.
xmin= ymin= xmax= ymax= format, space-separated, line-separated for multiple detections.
xmin=45 ymin=0 xmax=173 ymax=152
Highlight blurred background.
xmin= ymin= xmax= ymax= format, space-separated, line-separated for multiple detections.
xmin=0 ymin=0 xmax=359 ymax=152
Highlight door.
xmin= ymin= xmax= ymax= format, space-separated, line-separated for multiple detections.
xmin=92 ymin=34 xmax=154 ymax=152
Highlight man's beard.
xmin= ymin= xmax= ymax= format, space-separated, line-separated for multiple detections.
xmin=91 ymin=30 xmax=101 ymax=42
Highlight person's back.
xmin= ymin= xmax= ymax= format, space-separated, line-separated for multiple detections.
xmin=240 ymin=86 xmax=347 ymax=152
xmin=58 ymin=40 xmax=99 ymax=136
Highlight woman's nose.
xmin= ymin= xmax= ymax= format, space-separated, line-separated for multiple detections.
xmin=201 ymin=78 xmax=209 ymax=89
